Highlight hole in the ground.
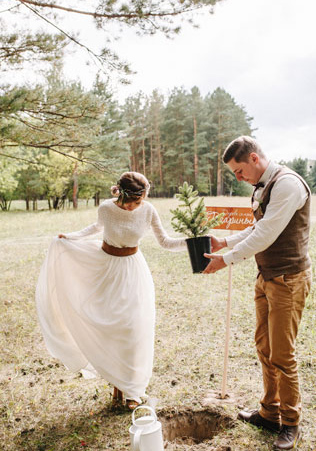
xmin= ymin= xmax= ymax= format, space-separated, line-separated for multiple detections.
xmin=159 ymin=407 xmax=234 ymax=446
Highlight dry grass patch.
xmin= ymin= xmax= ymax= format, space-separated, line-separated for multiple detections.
xmin=1 ymin=196 xmax=315 ymax=450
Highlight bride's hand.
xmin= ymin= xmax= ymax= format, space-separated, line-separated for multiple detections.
xmin=58 ymin=234 xmax=67 ymax=239
xmin=209 ymin=235 xmax=227 ymax=253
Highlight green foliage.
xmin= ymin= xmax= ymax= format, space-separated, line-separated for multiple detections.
xmin=122 ymin=86 xmax=255 ymax=197
xmin=0 ymin=157 xmax=18 ymax=210
xmin=1 ymin=82 xmax=257 ymax=209
xmin=0 ymin=73 xmax=130 ymax=208
xmin=288 ymin=157 xmax=309 ymax=179
xmin=2 ymin=0 xmax=223 ymax=80
xmin=308 ymin=162 xmax=316 ymax=193
xmin=285 ymin=157 xmax=316 ymax=192
xmin=0 ymin=30 xmax=66 ymax=70
xmin=205 ymin=87 xmax=254 ymax=195
xmin=161 ymin=87 xmax=193 ymax=188
xmin=170 ymin=181 xmax=224 ymax=238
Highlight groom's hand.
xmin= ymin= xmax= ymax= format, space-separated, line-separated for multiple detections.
xmin=203 ymin=253 xmax=227 ymax=274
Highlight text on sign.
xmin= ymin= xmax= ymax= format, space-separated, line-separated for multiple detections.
xmin=206 ymin=206 xmax=255 ymax=231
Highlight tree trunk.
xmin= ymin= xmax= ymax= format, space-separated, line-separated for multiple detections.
xmin=94 ymin=191 xmax=100 ymax=206
xmin=193 ymin=117 xmax=198 ymax=184
xmin=150 ymin=133 xmax=153 ymax=177
xmin=142 ymin=138 xmax=146 ymax=176
xmin=130 ymin=142 xmax=136 ymax=171
xmin=153 ymin=116 xmax=163 ymax=186
xmin=26 ymin=199 xmax=30 ymax=211
xmin=0 ymin=199 xmax=9 ymax=210
xmin=73 ymin=162 xmax=78 ymax=209
xmin=208 ymin=168 xmax=212 ymax=195
xmin=158 ymin=152 xmax=162 ymax=185
xmin=216 ymin=147 xmax=222 ymax=196
xmin=53 ymin=197 xmax=59 ymax=210
xmin=60 ymin=196 xmax=66 ymax=209
xmin=216 ymin=113 xmax=223 ymax=196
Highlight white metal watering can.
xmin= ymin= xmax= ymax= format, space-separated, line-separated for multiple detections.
xmin=129 ymin=406 xmax=164 ymax=451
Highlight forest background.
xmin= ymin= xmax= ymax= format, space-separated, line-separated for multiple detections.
xmin=1 ymin=0 xmax=316 ymax=213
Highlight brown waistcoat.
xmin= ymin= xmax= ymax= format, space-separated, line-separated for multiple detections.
xmin=253 ymin=168 xmax=311 ymax=281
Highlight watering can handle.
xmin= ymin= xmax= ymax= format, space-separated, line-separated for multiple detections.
xmin=133 ymin=427 xmax=142 ymax=451
xmin=132 ymin=405 xmax=157 ymax=425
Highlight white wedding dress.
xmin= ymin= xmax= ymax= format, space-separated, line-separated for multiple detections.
xmin=36 ymin=199 xmax=186 ymax=402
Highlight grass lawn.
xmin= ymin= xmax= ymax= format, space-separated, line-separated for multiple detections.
xmin=1 ymin=196 xmax=315 ymax=451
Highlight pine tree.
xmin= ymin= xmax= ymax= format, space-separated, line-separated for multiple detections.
xmin=170 ymin=182 xmax=224 ymax=238
xmin=0 ymin=157 xmax=18 ymax=210
xmin=122 ymin=93 xmax=149 ymax=174
xmin=187 ymin=86 xmax=210 ymax=193
xmin=146 ymin=90 xmax=165 ymax=192
xmin=205 ymin=88 xmax=253 ymax=195
xmin=161 ymin=87 xmax=192 ymax=192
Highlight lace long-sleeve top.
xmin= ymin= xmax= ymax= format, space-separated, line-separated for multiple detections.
xmin=65 ymin=199 xmax=187 ymax=252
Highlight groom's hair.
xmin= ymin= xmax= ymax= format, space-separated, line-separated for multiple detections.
xmin=223 ymin=136 xmax=266 ymax=163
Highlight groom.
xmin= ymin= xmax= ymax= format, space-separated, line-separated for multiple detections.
xmin=203 ymin=136 xmax=312 ymax=450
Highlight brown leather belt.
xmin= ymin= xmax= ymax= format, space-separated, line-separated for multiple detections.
xmin=102 ymin=240 xmax=138 ymax=257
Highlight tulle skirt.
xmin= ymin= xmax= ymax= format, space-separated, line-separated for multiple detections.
xmin=36 ymin=237 xmax=155 ymax=402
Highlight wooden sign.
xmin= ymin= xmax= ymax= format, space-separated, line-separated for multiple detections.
xmin=206 ymin=206 xmax=254 ymax=231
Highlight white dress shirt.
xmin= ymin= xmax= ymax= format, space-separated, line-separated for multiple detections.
xmin=223 ymin=161 xmax=309 ymax=266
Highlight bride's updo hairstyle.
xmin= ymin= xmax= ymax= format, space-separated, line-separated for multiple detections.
xmin=111 ymin=172 xmax=150 ymax=204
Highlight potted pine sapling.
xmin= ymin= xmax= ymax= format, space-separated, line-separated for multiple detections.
xmin=170 ymin=182 xmax=224 ymax=273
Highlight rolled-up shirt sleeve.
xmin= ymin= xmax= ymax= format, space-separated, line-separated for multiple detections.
xmin=222 ymin=175 xmax=308 ymax=266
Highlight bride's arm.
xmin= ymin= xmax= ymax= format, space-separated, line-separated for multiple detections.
xmin=59 ymin=206 xmax=104 ymax=240
xmin=150 ymin=206 xmax=187 ymax=251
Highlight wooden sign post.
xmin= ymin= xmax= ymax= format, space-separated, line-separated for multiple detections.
xmin=206 ymin=206 xmax=254 ymax=399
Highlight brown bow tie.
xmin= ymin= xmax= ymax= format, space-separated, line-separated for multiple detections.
xmin=253 ymin=182 xmax=264 ymax=189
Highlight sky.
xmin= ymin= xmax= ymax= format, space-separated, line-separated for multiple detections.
xmin=3 ymin=0 xmax=316 ymax=163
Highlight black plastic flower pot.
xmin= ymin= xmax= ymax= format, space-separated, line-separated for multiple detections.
xmin=185 ymin=236 xmax=211 ymax=274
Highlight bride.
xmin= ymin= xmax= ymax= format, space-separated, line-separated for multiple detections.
xmin=36 ymin=171 xmax=186 ymax=409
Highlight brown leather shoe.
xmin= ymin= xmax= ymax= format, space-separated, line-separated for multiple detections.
xmin=238 ymin=409 xmax=281 ymax=433
xmin=273 ymin=425 xmax=301 ymax=450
